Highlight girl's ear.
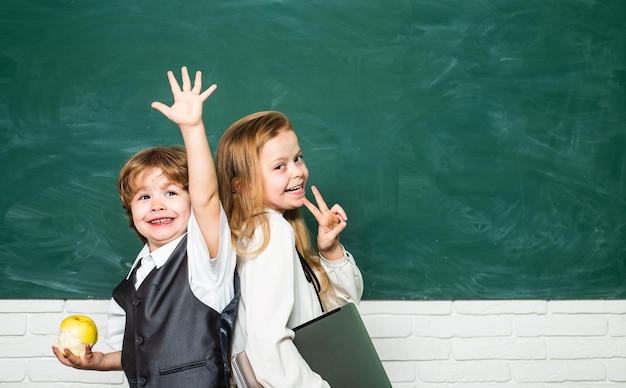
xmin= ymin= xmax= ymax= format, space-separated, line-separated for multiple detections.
xmin=232 ymin=178 xmax=243 ymax=194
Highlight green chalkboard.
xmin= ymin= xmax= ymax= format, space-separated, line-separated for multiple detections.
xmin=1 ymin=0 xmax=625 ymax=299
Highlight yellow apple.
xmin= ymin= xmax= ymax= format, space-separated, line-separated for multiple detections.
xmin=54 ymin=315 xmax=98 ymax=356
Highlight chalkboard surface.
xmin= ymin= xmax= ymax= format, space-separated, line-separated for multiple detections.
xmin=1 ymin=0 xmax=625 ymax=299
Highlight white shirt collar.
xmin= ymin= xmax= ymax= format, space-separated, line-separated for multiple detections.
xmin=126 ymin=233 xmax=187 ymax=279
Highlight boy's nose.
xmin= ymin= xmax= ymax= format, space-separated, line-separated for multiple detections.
xmin=151 ymin=200 xmax=165 ymax=211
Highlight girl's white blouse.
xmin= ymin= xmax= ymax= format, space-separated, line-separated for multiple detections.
xmin=232 ymin=209 xmax=363 ymax=387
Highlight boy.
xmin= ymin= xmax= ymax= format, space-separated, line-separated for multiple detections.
xmin=53 ymin=67 xmax=237 ymax=387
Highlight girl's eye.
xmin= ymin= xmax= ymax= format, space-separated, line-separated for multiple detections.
xmin=274 ymin=163 xmax=286 ymax=170
xmin=295 ymin=155 xmax=303 ymax=163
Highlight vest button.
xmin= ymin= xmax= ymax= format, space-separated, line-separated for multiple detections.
xmin=138 ymin=376 xmax=147 ymax=385
xmin=133 ymin=297 xmax=141 ymax=306
xmin=135 ymin=335 xmax=144 ymax=345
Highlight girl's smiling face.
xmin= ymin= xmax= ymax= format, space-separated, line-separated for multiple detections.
xmin=258 ymin=129 xmax=309 ymax=213
xmin=130 ymin=167 xmax=190 ymax=251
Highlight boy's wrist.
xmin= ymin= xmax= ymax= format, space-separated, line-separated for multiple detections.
xmin=179 ymin=123 xmax=204 ymax=131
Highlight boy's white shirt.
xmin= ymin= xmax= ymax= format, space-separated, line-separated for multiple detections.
xmin=105 ymin=205 xmax=236 ymax=351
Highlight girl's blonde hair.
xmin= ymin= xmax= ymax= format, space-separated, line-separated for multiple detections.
xmin=216 ymin=111 xmax=334 ymax=309
xmin=117 ymin=146 xmax=188 ymax=244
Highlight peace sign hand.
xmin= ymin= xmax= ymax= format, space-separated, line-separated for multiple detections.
xmin=302 ymin=185 xmax=348 ymax=261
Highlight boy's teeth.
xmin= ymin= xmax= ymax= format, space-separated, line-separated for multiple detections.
xmin=151 ymin=218 xmax=172 ymax=224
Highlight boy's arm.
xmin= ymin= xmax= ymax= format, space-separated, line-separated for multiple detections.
xmin=52 ymin=346 xmax=122 ymax=371
xmin=151 ymin=67 xmax=220 ymax=258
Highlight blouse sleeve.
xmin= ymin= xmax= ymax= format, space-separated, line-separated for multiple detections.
xmin=242 ymin=218 xmax=330 ymax=388
xmin=320 ymin=246 xmax=364 ymax=311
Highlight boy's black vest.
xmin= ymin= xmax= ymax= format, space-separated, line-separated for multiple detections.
xmin=112 ymin=236 xmax=239 ymax=388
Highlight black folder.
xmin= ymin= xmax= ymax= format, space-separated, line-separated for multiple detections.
xmin=232 ymin=303 xmax=391 ymax=388
xmin=293 ymin=302 xmax=391 ymax=388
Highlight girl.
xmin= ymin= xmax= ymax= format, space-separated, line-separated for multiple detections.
xmin=216 ymin=111 xmax=363 ymax=387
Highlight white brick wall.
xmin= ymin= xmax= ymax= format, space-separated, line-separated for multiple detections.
xmin=1 ymin=299 xmax=625 ymax=387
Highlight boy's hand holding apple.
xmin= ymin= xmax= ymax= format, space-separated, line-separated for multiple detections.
xmin=53 ymin=315 xmax=98 ymax=357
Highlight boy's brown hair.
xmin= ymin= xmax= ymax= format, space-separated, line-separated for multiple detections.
xmin=117 ymin=146 xmax=188 ymax=243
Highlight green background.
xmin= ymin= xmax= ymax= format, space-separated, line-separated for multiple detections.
xmin=1 ymin=0 xmax=625 ymax=299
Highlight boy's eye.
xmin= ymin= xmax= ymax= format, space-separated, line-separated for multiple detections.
xmin=295 ymin=155 xmax=303 ymax=163
xmin=138 ymin=194 xmax=150 ymax=201
xmin=165 ymin=191 xmax=177 ymax=197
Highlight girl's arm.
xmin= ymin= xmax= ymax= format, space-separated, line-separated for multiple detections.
xmin=151 ymin=67 xmax=221 ymax=258
xmin=303 ymin=185 xmax=348 ymax=260
xmin=304 ymin=185 xmax=364 ymax=307
xmin=320 ymin=248 xmax=364 ymax=310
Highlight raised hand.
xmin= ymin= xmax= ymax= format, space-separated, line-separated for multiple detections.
xmin=151 ymin=66 xmax=217 ymax=129
xmin=302 ymin=185 xmax=347 ymax=260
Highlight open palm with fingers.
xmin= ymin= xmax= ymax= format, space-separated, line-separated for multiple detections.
xmin=151 ymin=66 xmax=216 ymax=128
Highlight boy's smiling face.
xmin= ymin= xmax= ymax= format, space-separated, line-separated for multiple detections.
xmin=130 ymin=167 xmax=190 ymax=251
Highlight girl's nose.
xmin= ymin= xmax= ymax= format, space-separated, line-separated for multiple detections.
xmin=293 ymin=163 xmax=305 ymax=177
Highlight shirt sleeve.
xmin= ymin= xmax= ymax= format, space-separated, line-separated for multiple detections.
xmin=187 ymin=205 xmax=237 ymax=313
xmin=320 ymin=247 xmax=364 ymax=311
xmin=104 ymin=298 xmax=126 ymax=351
xmin=242 ymin=219 xmax=330 ymax=388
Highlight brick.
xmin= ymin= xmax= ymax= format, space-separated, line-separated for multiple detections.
xmin=548 ymin=338 xmax=626 ymax=359
xmin=66 ymin=384 xmax=128 ymax=388
xmin=0 ymin=314 xmax=27 ymax=335
xmin=28 ymin=360 xmax=125 ymax=383
xmin=363 ymin=315 xmax=412 ymax=338
xmin=359 ymin=300 xmax=452 ymax=315
xmin=373 ymin=338 xmax=449 ymax=361
xmin=65 ymin=299 xmax=112 ymax=314
xmin=416 ymin=361 xmax=510 ymax=383
xmin=409 ymin=385 xmax=440 ymax=388
xmin=414 ymin=315 xmax=512 ymax=338
xmin=0 ymin=300 xmax=65 ymax=313
xmin=454 ymin=385 xmax=545 ymax=388
xmin=607 ymin=359 xmax=626 ymax=382
xmin=0 ymin=360 xmax=26 ymax=382
xmin=455 ymin=300 xmax=547 ymax=315
xmin=515 ymin=315 xmax=607 ymax=337
xmin=0 ymin=335 xmax=57 ymax=358
xmin=550 ymin=300 xmax=626 ymax=314
xmin=510 ymin=360 xmax=606 ymax=382
xmin=609 ymin=314 xmax=626 ymax=336
xmin=544 ymin=385 xmax=626 ymax=388
xmin=381 ymin=361 xmax=415 ymax=382
xmin=453 ymin=338 xmax=546 ymax=360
